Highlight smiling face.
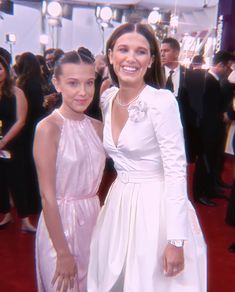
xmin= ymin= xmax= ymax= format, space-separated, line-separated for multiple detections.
xmin=108 ymin=32 xmax=153 ymax=87
xmin=53 ymin=62 xmax=95 ymax=116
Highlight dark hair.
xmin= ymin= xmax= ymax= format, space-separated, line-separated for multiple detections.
xmin=36 ymin=54 xmax=51 ymax=80
xmin=17 ymin=52 xmax=42 ymax=88
xmin=106 ymin=22 xmax=163 ymax=89
xmin=44 ymin=48 xmax=56 ymax=58
xmin=77 ymin=47 xmax=95 ymax=63
xmin=162 ymin=37 xmax=180 ymax=52
xmin=54 ymin=49 xmax=95 ymax=79
xmin=0 ymin=55 xmax=14 ymax=97
xmin=0 ymin=47 xmax=12 ymax=65
xmin=213 ymin=50 xmax=233 ymax=66
xmin=53 ymin=48 xmax=64 ymax=64
xmin=191 ymin=55 xmax=205 ymax=65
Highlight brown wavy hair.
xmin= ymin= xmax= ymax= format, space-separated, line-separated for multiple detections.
xmin=17 ymin=52 xmax=42 ymax=89
xmin=0 ymin=55 xmax=14 ymax=98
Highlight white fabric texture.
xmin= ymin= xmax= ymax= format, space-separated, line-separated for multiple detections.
xmin=228 ymin=70 xmax=235 ymax=84
xmin=88 ymin=85 xmax=207 ymax=292
xmin=225 ymin=121 xmax=235 ymax=155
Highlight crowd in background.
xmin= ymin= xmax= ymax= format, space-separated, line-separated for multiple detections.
xmin=0 ymin=34 xmax=235 ymax=251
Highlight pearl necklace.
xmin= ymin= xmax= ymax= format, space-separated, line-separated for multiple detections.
xmin=117 ymin=85 xmax=146 ymax=107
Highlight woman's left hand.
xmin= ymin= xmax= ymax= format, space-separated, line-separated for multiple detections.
xmin=163 ymin=243 xmax=184 ymax=277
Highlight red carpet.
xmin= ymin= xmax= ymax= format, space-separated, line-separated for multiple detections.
xmin=0 ymin=160 xmax=235 ymax=292
xmin=0 ymin=214 xmax=37 ymax=292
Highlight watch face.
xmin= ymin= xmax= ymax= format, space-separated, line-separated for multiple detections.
xmin=169 ymin=240 xmax=184 ymax=247
xmin=175 ymin=241 xmax=183 ymax=247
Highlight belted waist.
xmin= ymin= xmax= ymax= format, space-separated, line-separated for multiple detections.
xmin=57 ymin=193 xmax=98 ymax=202
xmin=117 ymin=171 xmax=164 ymax=184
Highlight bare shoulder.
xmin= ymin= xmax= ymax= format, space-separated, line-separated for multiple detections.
xmin=87 ymin=116 xmax=103 ymax=141
xmin=35 ymin=113 xmax=62 ymax=144
xmin=13 ymin=86 xmax=22 ymax=95
xmin=13 ymin=86 xmax=25 ymax=98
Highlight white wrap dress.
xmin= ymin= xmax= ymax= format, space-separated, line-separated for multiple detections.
xmin=88 ymin=85 xmax=207 ymax=292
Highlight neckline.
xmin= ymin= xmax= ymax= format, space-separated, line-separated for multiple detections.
xmin=55 ymin=109 xmax=87 ymax=122
xmin=110 ymin=85 xmax=147 ymax=148
xmin=110 ymin=93 xmax=127 ymax=148
xmin=116 ymin=84 xmax=146 ymax=108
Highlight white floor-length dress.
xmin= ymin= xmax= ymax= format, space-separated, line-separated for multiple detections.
xmin=88 ymin=85 xmax=207 ymax=292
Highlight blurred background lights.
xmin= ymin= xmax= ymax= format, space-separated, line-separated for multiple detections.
xmin=96 ymin=6 xmax=101 ymax=18
xmin=47 ymin=1 xmax=62 ymax=18
xmin=42 ymin=1 xmax=47 ymax=15
xmin=6 ymin=33 xmax=16 ymax=43
xmin=170 ymin=14 xmax=179 ymax=28
xmin=148 ymin=10 xmax=161 ymax=24
xmin=99 ymin=6 xmax=113 ymax=21
xmin=39 ymin=34 xmax=49 ymax=45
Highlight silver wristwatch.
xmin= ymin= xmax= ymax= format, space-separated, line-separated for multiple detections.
xmin=168 ymin=240 xmax=184 ymax=248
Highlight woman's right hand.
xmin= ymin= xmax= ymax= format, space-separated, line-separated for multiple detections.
xmin=163 ymin=243 xmax=184 ymax=277
xmin=51 ymin=252 xmax=77 ymax=292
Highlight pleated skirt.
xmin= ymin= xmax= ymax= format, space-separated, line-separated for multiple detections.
xmin=88 ymin=174 xmax=207 ymax=292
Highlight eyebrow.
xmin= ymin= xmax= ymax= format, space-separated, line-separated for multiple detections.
xmin=65 ymin=77 xmax=95 ymax=81
xmin=117 ymin=44 xmax=149 ymax=50
xmin=66 ymin=77 xmax=78 ymax=80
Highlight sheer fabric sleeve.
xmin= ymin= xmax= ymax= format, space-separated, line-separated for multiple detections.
xmin=148 ymin=89 xmax=188 ymax=240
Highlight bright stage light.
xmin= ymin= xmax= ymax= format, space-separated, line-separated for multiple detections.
xmin=99 ymin=6 xmax=112 ymax=22
xmin=148 ymin=10 xmax=161 ymax=24
xmin=40 ymin=34 xmax=49 ymax=45
xmin=47 ymin=1 xmax=62 ymax=18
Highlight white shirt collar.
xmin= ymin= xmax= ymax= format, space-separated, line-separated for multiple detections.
xmin=165 ymin=65 xmax=180 ymax=76
xmin=228 ymin=70 xmax=235 ymax=84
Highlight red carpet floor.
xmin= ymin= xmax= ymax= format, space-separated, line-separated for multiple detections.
xmin=0 ymin=160 xmax=235 ymax=292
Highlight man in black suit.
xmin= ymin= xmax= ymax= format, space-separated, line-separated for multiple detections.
xmin=193 ymin=51 xmax=233 ymax=206
xmin=225 ymin=87 xmax=235 ymax=252
xmin=161 ymin=38 xmax=203 ymax=164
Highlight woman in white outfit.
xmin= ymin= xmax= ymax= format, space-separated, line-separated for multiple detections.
xmin=88 ymin=23 xmax=207 ymax=292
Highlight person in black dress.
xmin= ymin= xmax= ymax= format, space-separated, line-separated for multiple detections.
xmin=16 ymin=52 xmax=47 ymax=215
xmin=0 ymin=55 xmax=36 ymax=232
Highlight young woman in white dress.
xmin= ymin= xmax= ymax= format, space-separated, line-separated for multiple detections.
xmin=87 ymin=23 xmax=207 ymax=292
